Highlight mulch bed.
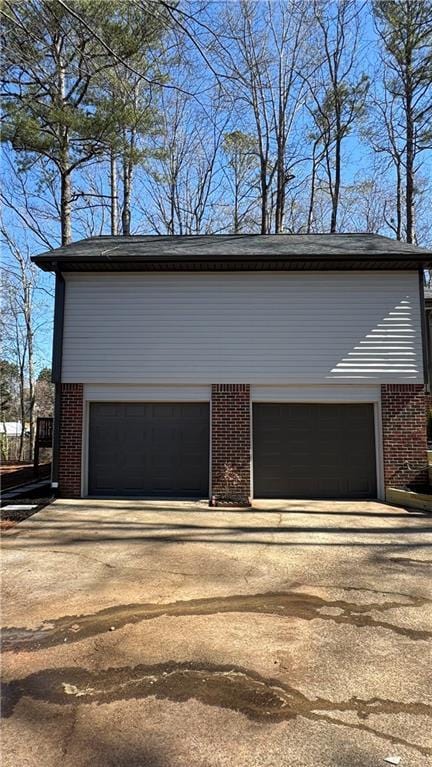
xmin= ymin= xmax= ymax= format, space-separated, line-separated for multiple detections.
xmin=406 ymin=485 xmax=432 ymax=496
xmin=0 ymin=496 xmax=55 ymax=530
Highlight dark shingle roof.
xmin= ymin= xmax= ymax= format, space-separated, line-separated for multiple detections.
xmin=32 ymin=233 xmax=432 ymax=272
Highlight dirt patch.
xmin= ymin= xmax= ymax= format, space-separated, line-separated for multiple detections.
xmin=0 ymin=519 xmax=17 ymax=531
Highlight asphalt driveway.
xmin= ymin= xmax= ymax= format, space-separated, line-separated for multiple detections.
xmin=1 ymin=499 xmax=432 ymax=767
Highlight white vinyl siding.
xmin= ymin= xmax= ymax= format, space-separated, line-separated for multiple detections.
xmin=62 ymin=271 xmax=424 ymax=384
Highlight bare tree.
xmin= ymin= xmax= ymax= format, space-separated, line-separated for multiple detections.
xmin=0 ymin=154 xmax=60 ymax=251
xmin=305 ymin=137 xmax=325 ymax=233
xmin=222 ymin=131 xmax=259 ymax=233
xmin=2 ymin=0 xmax=430 ymax=248
xmin=213 ymin=0 xmax=310 ymax=233
xmin=364 ymin=79 xmax=405 ymax=239
xmin=110 ymin=150 xmax=119 ymax=236
xmin=373 ymin=0 xmax=432 ymax=243
xmin=140 ymin=89 xmax=227 ymax=234
xmin=97 ymin=64 xmax=160 ymax=237
xmin=305 ymin=0 xmax=369 ymax=233
xmin=1 ymin=230 xmax=37 ymax=459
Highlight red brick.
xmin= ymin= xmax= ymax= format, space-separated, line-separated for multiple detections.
xmin=59 ymin=383 xmax=83 ymax=498
xmin=381 ymin=384 xmax=428 ymax=490
xmin=211 ymin=384 xmax=251 ymax=506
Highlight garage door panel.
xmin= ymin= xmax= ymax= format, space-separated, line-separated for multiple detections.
xmin=253 ymin=403 xmax=376 ymax=499
xmin=89 ymin=402 xmax=209 ymax=497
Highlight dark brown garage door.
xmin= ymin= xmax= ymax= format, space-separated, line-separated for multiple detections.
xmin=253 ymin=403 xmax=376 ymax=499
xmin=89 ymin=402 xmax=209 ymax=497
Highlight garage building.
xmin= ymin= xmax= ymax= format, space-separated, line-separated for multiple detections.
xmin=32 ymin=233 xmax=431 ymax=504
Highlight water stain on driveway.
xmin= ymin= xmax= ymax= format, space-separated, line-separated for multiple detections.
xmin=2 ymin=589 xmax=430 ymax=652
xmin=2 ymin=661 xmax=431 ymax=755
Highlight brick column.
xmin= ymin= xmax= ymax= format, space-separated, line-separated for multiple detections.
xmin=381 ymin=384 xmax=428 ymax=491
xmin=59 ymin=383 xmax=83 ymax=498
xmin=425 ymin=393 xmax=432 ymax=443
xmin=211 ymin=384 xmax=251 ymax=506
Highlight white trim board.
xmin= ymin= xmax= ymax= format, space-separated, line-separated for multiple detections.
xmin=251 ymin=384 xmax=381 ymax=402
xmin=84 ymin=384 xmax=211 ymax=402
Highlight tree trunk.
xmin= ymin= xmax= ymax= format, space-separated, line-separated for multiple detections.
xmin=169 ymin=174 xmax=175 ymax=235
xmin=18 ymin=357 xmax=25 ymax=462
xmin=275 ymin=167 xmax=284 ymax=233
xmin=395 ymin=157 xmax=402 ymax=241
xmin=55 ymin=35 xmax=72 ymax=246
xmin=275 ymin=83 xmax=286 ymax=234
xmin=260 ymin=165 xmax=268 ymax=235
xmin=331 ymin=116 xmax=341 ymax=234
xmin=27 ymin=352 xmax=34 ymax=462
xmin=60 ymin=171 xmax=72 ymax=245
xmin=110 ymin=151 xmax=118 ymax=236
xmin=233 ymin=168 xmax=239 ymax=234
xmin=22 ymin=279 xmax=35 ymax=461
xmin=121 ymin=131 xmax=133 ymax=236
xmin=122 ymin=159 xmax=131 ymax=236
xmin=307 ymin=143 xmax=318 ymax=234
xmin=405 ymin=72 xmax=414 ymax=243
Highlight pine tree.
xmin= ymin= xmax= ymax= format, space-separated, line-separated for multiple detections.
xmin=1 ymin=0 xmax=167 ymax=242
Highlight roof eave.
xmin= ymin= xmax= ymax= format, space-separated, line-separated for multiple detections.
xmin=32 ymin=253 xmax=432 ymax=272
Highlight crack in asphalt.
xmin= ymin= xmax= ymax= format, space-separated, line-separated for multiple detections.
xmin=46 ymin=549 xmax=204 ymax=577
xmin=2 ymin=661 xmax=431 ymax=756
xmin=2 ymin=589 xmax=431 ymax=652
xmin=48 ymin=550 xmax=117 ymax=570
xmin=61 ymin=705 xmax=78 ymax=759
xmin=386 ymin=557 xmax=432 ymax=567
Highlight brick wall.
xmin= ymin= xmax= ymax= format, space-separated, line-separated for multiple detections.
xmin=57 ymin=382 xmax=427 ymax=501
xmin=59 ymin=383 xmax=83 ymax=498
xmin=211 ymin=384 xmax=251 ymax=506
xmin=381 ymin=384 xmax=428 ymax=490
